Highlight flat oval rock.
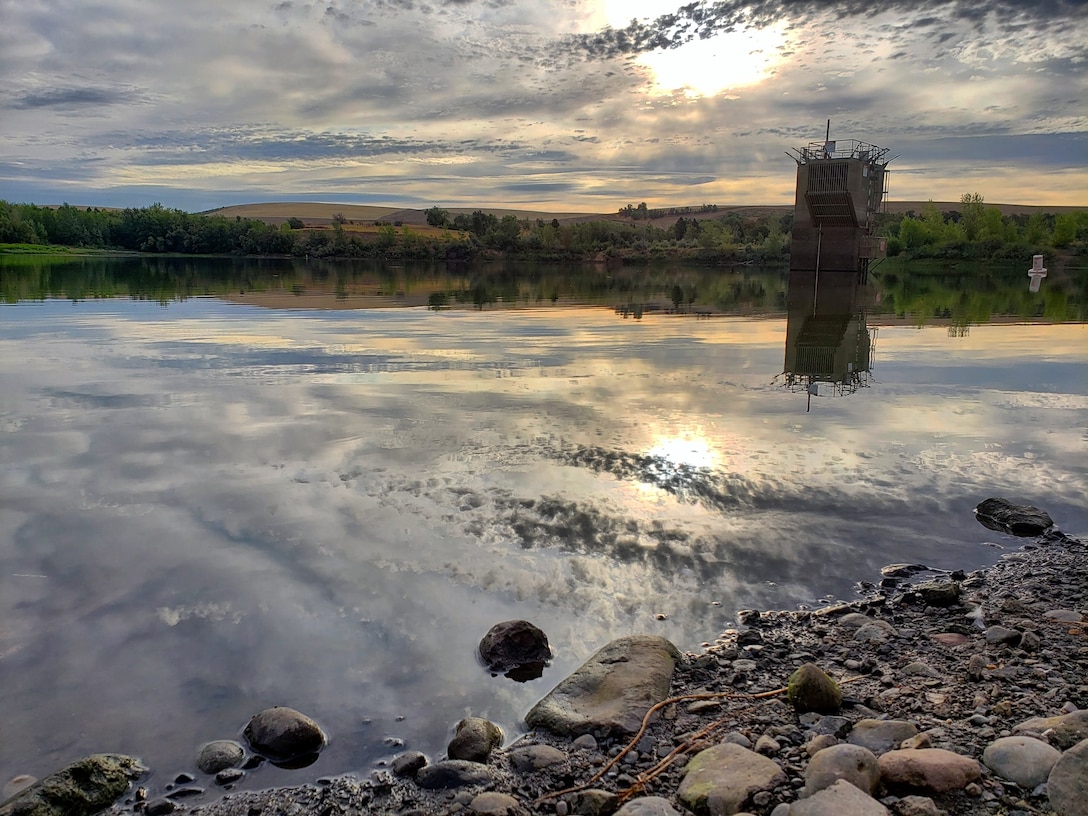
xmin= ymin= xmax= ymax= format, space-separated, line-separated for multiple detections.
xmin=880 ymin=564 xmax=930 ymax=578
xmin=974 ymin=497 xmax=1053 ymax=536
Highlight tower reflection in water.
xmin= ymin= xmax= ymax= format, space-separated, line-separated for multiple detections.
xmin=778 ymin=268 xmax=876 ymax=410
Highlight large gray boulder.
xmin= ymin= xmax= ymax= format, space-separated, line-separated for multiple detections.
xmin=974 ymin=498 xmax=1053 ymax=536
xmin=525 ymin=635 xmax=680 ymax=738
xmin=677 ymin=742 xmax=787 ymax=815
xmin=0 ymin=754 xmax=143 ymax=816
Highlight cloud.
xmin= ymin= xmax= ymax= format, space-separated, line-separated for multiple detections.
xmin=0 ymin=0 xmax=1084 ymax=208
xmin=557 ymin=0 xmax=1088 ymax=62
xmin=7 ymin=86 xmax=147 ymax=110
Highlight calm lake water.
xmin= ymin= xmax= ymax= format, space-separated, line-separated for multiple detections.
xmin=1 ymin=256 xmax=1086 ymax=794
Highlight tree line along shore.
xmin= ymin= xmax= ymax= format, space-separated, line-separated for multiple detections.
xmin=1 ymin=197 xmax=1085 ymax=266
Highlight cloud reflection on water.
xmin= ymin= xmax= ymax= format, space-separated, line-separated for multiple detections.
xmin=0 ymin=300 xmax=1085 ymax=789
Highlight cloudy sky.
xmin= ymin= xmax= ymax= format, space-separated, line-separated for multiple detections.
xmin=2 ymin=0 xmax=1086 ymax=212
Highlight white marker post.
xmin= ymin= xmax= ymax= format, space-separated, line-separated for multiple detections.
xmin=1028 ymin=254 xmax=1047 ymax=292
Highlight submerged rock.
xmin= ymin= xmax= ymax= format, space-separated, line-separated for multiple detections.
xmin=0 ymin=753 xmax=143 ymax=816
xmin=525 ymin=635 xmax=680 ymax=738
xmin=974 ymin=497 xmax=1053 ymax=536
xmin=196 ymin=740 xmax=245 ymax=775
xmin=478 ymin=620 xmax=552 ymax=680
xmin=243 ymin=706 xmax=326 ymax=763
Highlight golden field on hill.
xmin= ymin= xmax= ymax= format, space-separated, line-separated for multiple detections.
xmin=204 ymin=200 xmax=1084 ymax=227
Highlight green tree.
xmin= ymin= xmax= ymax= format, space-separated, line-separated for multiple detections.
xmin=959 ymin=192 xmax=985 ymax=241
xmin=1053 ymin=213 xmax=1077 ymax=247
xmin=425 ymin=206 xmax=450 ymax=228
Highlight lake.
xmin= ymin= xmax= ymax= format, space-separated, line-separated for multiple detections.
xmin=1 ymin=255 xmax=1085 ymax=794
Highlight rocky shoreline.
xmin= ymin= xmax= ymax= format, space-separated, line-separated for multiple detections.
xmin=5 ymin=507 xmax=1086 ymax=816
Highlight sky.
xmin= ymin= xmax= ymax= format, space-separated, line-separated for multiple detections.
xmin=2 ymin=0 xmax=1086 ymax=212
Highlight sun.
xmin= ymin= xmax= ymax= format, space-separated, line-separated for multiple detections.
xmin=646 ymin=435 xmax=718 ymax=469
xmin=603 ymin=1 xmax=786 ymax=97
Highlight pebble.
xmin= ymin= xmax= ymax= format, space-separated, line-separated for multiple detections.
xmin=984 ymin=626 xmax=1022 ymax=646
xmin=572 ymin=734 xmax=598 ymax=751
xmin=847 ymin=720 xmax=919 ymax=756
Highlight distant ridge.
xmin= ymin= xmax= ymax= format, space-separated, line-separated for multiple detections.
xmin=199 ymin=200 xmax=1085 ymax=227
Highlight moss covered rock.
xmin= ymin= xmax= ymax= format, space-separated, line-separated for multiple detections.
xmin=787 ymin=663 xmax=843 ymax=714
xmin=0 ymin=753 xmax=143 ymax=816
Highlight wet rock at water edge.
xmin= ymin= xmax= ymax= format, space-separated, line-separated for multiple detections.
xmin=415 ymin=760 xmax=494 ymax=790
xmin=787 ymin=663 xmax=843 ymax=714
xmin=196 ymin=740 xmax=245 ymax=775
xmin=447 ymin=717 xmax=503 ymax=762
xmin=1 ymin=776 xmax=36 ymax=800
xmin=243 ymin=706 xmax=327 ymax=763
xmin=974 ymin=497 xmax=1053 ymax=536
xmin=0 ymin=753 xmax=144 ymax=816
xmin=914 ymin=581 xmax=961 ymax=608
xmin=478 ymin=619 xmax=552 ymax=681
xmin=391 ymin=751 xmax=428 ymax=778
xmin=525 ymin=635 xmax=680 ymax=738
